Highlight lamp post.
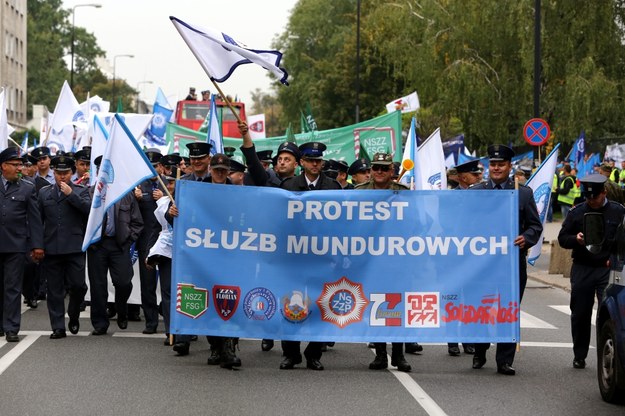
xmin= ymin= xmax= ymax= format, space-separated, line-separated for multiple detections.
xmin=355 ymin=0 xmax=361 ymax=124
xmin=70 ymin=3 xmax=101 ymax=89
xmin=135 ymin=80 xmax=153 ymax=113
xmin=112 ymin=54 xmax=134 ymax=106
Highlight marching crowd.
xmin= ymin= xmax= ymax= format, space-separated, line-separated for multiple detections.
xmin=0 ymin=120 xmax=620 ymax=376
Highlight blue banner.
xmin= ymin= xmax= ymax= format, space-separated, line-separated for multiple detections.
xmin=171 ymin=183 xmax=520 ymax=343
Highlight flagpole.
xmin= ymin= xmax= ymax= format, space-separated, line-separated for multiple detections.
xmin=209 ymin=79 xmax=243 ymax=124
xmin=8 ymin=137 xmax=28 ymax=153
xmin=156 ymin=175 xmax=175 ymax=205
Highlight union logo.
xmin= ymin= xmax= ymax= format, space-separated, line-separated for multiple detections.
xmin=243 ymin=287 xmax=277 ymax=321
xmin=316 ymin=276 xmax=369 ymax=328
xmin=176 ymin=283 xmax=209 ymax=319
xmin=212 ymin=285 xmax=241 ymax=321
xmin=280 ymin=290 xmax=311 ymax=323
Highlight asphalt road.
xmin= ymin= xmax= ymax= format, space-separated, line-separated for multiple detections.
xmin=1 ymin=279 xmax=623 ymax=416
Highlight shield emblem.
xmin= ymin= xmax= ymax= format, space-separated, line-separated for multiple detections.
xmin=212 ymin=285 xmax=241 ymax=321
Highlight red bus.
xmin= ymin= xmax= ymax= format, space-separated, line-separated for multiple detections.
xmin=174 ymin=99 xmax=246 ymax=138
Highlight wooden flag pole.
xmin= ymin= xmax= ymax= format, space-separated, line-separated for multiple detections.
xmin=209 ymin=79 xmax=243 ymax=124
xmin=156 ymin=175 xmax=175 ymax=205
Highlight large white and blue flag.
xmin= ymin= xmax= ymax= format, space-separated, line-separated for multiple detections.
xmin=170 ymin=16 xmax=288 ymax=85
xmin=398 ymin=117 xmax=417 ymax=188
xmin=527 ymin=143 xmax=560 ymax=266
xmin=206 ymin=94 xmax=223 ymax=155
xmin=145 ymin=102 xmax=173 ymax=147
xmin=82 ymin=114 xmax=158 ymax=251
xmin=415 ymin=127 xmax=447 ymax=190
xmin=46 ymin=81 xmax=86 ymax=153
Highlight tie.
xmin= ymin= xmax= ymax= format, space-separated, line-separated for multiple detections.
xmin=309 ymin=183 xmax=315 ymax=190
xmin=495 ymin=184 xmax=502 ymax=190
xmin=197 ymin=177 xmax=203 ymax=182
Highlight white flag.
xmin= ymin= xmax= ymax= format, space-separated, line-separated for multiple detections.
xmin=527 ymin=144 xmax=560 ymax=266
xmin=399 ymin=118 xmax=417 ymax=188
xmin=170 ymin=16 xmax=288 ymax=85
xmin=385 ymin=91 xmax=420 ymax=114
xmin=247 ymin=113 xmax=266 ymax=139
xmin=88 ymin=112 xmax=154 ymax=186
xmin=80 ymin=95 xmax=110 ymax=115
xmin=46 ymin=81 xmax=85 ymax=153
xmin=415 ymin=128 xmax=447 ymax=190
xmin=207 ymin=94 xmax=223 ymax=155
xmin=82 ymin=114 xmax=158 ymax=251
xmin=0 ymin=88 xmax=14 ymax=151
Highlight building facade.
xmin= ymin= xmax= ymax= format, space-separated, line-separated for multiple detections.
xmin=0 ymin=0 xmax=27 ymax=128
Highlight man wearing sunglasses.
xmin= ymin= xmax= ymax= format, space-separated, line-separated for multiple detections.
xmin=558 ymin=174 xmax=625 ymax=370
xmin=356 ymin=152 xmax=413 ymax=372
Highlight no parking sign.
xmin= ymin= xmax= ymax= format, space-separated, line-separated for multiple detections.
xmin=523 ymin=118 xmax=550 ymax=146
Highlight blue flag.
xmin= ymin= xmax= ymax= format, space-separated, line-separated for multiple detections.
xmin=145 ymin=102 xmax=173 ymax=146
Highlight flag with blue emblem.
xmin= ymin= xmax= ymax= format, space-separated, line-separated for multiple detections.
xmin=46 ymin=81 xmax=85 ymax=153
xmin=206 ymin=94 xmax=223 ymax=155
xmin=145 ymin=102 xmax=173 ymax=147
xmin=399 ymin=117 xmax=418 ymax=189
xmin=414 ymin=127 xmax=447 ymax=190
xmin=82 ymin=114 xmax=158 ymax=251
xmin=568 ymin=130 xmax=585 ymax=167
xmin=170 ymin=16 xmax=288 ymax=85
xmin=527 ymin=144 xmax=560 ymax=266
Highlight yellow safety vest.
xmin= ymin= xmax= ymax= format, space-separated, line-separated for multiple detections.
xmin=557 ymin=176 xmax=580 ymax=205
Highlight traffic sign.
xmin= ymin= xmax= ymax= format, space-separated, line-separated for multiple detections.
xmin=523 ymin=118 xmax=550 ymax=146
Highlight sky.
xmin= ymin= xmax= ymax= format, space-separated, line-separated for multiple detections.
xmin=63 ymin=0 xmax=295 ymax=108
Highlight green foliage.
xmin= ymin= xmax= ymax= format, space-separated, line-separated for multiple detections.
xmin=272 ymin=0 xmax=625 ymax=152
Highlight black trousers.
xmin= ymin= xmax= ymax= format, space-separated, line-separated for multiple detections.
xmin=44 ymin=253 xmax=88 ymax=331
xmin=0 ymin=253 xmax=26 ymax=333
xmin=281 ymin=340 xmax=323 ymax=361
xmin=474 ymin=260 xmax=527 ymax=366
xmin=137 ymin=237 xmax=159 ymax=330
xmin=156 ymin=257 xmax=172 ymax=334
xmin=87 ymin=237 xmax=133 ymax=331
xmin=570 ymin=263 xmax=609 ymax=360
xmin=21 ymin=254 xmax=40 ymax=301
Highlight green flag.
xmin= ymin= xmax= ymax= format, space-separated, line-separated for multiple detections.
xmin=285 ymin=123 xmax=296 ymax=143
xmin=359 ymin=142 xmax=371 ymax=163
xmin=116 ymin=97 xmax=123 ymax=113
xmin=300 ymin=101 xmax=317 ymax=133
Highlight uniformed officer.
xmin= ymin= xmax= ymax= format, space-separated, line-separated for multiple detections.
xmin=132 ymin=149 xmax=167 ymax=334
xmin=88 ymin=156 xmax=143 ymax=335
xmin=21 ymin=153 xmax=42 ymax=309
xmin=356 ymin=153 xmax=412 ymax=372
xmin=557 ymin=174 xmax=625 ymax=369
xmin=0 ymin=147 xmax=44 ymax=342
xmin=228 ymin=159 xmax=246 ymax=185
xmin=72 ymin=147 xmax=91 ymax=185
xmin=256 ymin=150 xmax=273 ymax=170
xmin=181 ymin=142 xmax=212 ymax=181
xmin=348 ymin=158 xmax=371 ymax=186
xmin=471 ymin=144 xmax=543 ymax=375
xmin=324 ymin=159 xmax=353 ymax=189
xmin=38 ymin=155 xmax=91 ymax=338
xmin=279 ymin=141 xmax=341 ymax=371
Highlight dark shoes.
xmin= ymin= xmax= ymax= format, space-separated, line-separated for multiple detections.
xmin=279 ymin=356 xmax=303 ymax=370
xmin=448 ymin=346 xmax=461 ymax=356
xmin=369 ymin=354 xmax=389 ymax=370
xmin=68 ymin=318 xmax=80 ymax=335
xmin=391 ymin=354 xmax=411 ymax=372
xmin=472 ymin=355 xmax=486 ymax=369
xmin=91 ymin=328 xmax=107 ymax=336
xmin=173 ymin=342 xmax=190 ymax=356
xmin=117 ymin=318 xmax=128 ymax=330
xmin=50 ymin=329 xmax=66 ymax=339
xmin=25 ymin=298 xmax=38 ymax=309
xmin=306 ymin=359 xmax=324 ymax=371
xmin=261 ymin=339 xmax=274 ymax=351
xmin=463 ymin=344 xmax=475 ymax=354
xmin=367 ymin=342 xmax=375 ymax=349
xmin=573 ymin=359 xmax=586 ymax=369
xmin=497 ymin=363 xmax=516 ymax=376
xmin=220 ymin=339 xmax=241 ymax=369
xmin=405 ymin=342 xmax=423 ymax=354
xmin=142 ymin=327 xmax=157 ymax=334
xmin=5 ymin=332 xmax=19 ymax=342
xmin=207 ymin=348 xmax=222 ymax=365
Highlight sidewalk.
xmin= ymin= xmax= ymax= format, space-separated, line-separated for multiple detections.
xmin=527 ymin=219 xmax=571 ymax=292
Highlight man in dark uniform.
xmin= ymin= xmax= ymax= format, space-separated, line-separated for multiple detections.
xmin=228 ymin=159 xmax=246 ymax=185
xmin=181 ymin=142 xmax=211 ymax=181
xmin=32 ymin=146 xmax=54 ymax=186
xmin=132 ymin=149 xmax=167 ymax=334
xmin=279 ymin=141 xmax=341 ymax=371
xmin=348 ymin=158 xmax=371 ymax=187
xmin=356 ymin=152 xmax=412 ymax=372
xmin=558 ymin=174 xmax=625 ymax=369
xmin=71 ymin=147 xmax=91 ymax=185
xmin=471 ymin=144 xmax=543 ymax=375
xmin=0 ymin=147 xmax=44 ymax=342
xmin=38 ymin=155 xmax=91 ymax=338
xmin=324 ymin=159 xmax=353 ymax=189
xmin=88 ymin=156 xmax=144 ymax=335
xmin=21 ymin=153 xmax=41 ymax=309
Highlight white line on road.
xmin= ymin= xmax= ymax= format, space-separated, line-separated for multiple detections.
xmin=520 ymin=311 xmax=557 ymax=329
xmin=0 ymin=335 xmax=40 ymax=376
xmin=549 ymin=305 xmax=596 ymax=326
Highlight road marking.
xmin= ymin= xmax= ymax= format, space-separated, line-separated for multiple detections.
xmin=520 ymin=311 xmax=557 ymax=329
xmin=549 ymin=305 xmax=596 ymax=326
xmin=370 ymin=350 xmax=448 ymax=416
xmin=113 ymin=332 xmax=165 ymax=339
xmin=0 ymin=335 xmax=40 ymax=376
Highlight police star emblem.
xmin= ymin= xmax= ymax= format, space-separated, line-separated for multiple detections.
xmin=316 ymin=276 xmax=369 ymax=328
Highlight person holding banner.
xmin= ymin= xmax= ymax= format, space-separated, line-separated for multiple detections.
xmin=38 ymin=155 xmax=91 ymax=339
xmin=279 ymin=141 xmax=341 ymax=371
xmin=471 ymin=144 xmax=542 ymax=376
xmin=356 ymin=152 xmax=412 ymax=372
xmin=557 ymin=174 xmax=625 ymax=369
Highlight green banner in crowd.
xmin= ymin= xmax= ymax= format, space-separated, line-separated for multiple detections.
xmin=166 ymin=111 xmax=402 ymax=164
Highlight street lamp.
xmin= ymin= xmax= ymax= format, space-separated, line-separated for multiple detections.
xmin=355 ymin=0 xmax=361 ymax=124
xmin=135 ymin=80 xmax=153 ymax=113
xmin=70 ymin=3 xmax=102 ymax=88
xmin=112 ymin=54 xmax=134 ymax=106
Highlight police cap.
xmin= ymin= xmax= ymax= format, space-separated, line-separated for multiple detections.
xmin=277 ymin=142 xmax=300 ymax=160
xmin=256 ymin=150 xmax=273 ymax=163
xmin=74 ymin=148 xmax=91 ymax=162
xmin=145 ymin=149 xmax=163 ymax=165
xmin=298 ymin=142 xmax=326 ymax=160
xmin=160 ymin=154 xmax=182 ymax=167
xmin=31 ymin=146 xmax=51 ymax=160
xmin=50 ymin=155 xmax=75 ymax=172
xmin=24 ymin=154 xmax=38 ymax=166
xmin=186 ymin=142 xmax=212 ymax=158
xmin=579 ymin=174 xmax=607 ymax=197
xmin=455 ymin=159 xmax=482 ymax=174
xmin=487 ymin=144 xmax=515 ymax=161
xmin=229 ymin=159 xmax=247 ymax=173
xmin=223 ymin=146 xmax=236 ymax=158
xmin=0 ymin=147 xmax=21 ymax=164
xmin=348 ymin=158 xmax=371 ymax=176
xmin=210 ymin=153 xmax=230 ymax=170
